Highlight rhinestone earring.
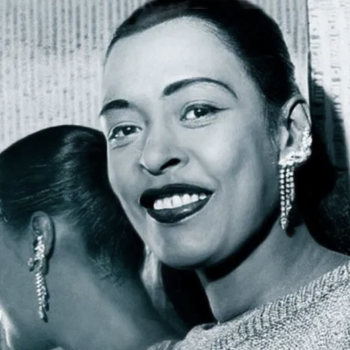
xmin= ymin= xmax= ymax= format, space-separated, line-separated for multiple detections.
xmin=28 ymin=235 xmax=49 ymax=321
xmin=278 ymin=128 xmax=312 ymax=230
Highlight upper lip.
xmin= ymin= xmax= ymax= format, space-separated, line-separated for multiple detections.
xmin=140 ymin=183 xmax=213 ymax=209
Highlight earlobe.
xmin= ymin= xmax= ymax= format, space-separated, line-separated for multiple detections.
xmin=30 ymin=212 xmax=54 ymax=257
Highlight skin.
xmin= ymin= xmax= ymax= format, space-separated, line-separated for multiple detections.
xmin=101 ymin=18 xmax=348 ymax=322
xmin=0 ymin=212 xmax=175 ymax=350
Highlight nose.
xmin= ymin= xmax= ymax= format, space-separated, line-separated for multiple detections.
xmin=139 ymin=126 xmax=188 ymax=176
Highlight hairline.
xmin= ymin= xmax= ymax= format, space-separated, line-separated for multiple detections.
xmin=104 ymin=14 xmax=285 ymax=143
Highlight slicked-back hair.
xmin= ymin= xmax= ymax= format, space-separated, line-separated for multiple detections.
xmin=0 ymin=125 xmax=144 ymax=282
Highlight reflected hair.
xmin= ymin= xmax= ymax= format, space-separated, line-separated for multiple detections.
xmin=0 ymin=125 xmax=144 ymax=282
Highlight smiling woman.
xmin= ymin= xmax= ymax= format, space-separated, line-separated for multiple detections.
xmin=100 ymin=0 xmax=350 ymax=349
xmin=100 ymin=2 xmax=308 ymax=269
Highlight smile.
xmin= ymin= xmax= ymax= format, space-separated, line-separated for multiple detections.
xmin=154 ymin=193 xmax=208 ymax=210
xmin=140 ymin=184 xmax=213 ymax=224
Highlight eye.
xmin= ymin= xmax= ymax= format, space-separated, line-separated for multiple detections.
xmin=181 ymin=105 xmax=221 ymax=121
xmin=108 ymin=124 xmax=142 ymax=148
xmin=110 ymin=125 xmax=140 ymax=138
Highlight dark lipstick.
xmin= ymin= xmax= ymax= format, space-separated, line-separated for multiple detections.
xmin=140 ymin=184 xmax=213 ymax=224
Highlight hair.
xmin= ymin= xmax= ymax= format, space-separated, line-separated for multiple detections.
xmin=106 ymin=0 xmax=299 ymax=135
xmin=106 ymin=0 xmax=350 ymax=250
xmin=0 ymin=125 xmax=144 ymax=282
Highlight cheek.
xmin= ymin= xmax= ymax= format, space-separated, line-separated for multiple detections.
xmin=190 ymin=118 xmax=255 ymax=180
xmin=191 ymin=116 xmax=277 ymax=209
xmin=107 ymin=150 xmax=146 ymax=229
xmin=107 ymin=158 xmax=122 ymax=197
xmin=107 ymin=149 xmax=136 ymax=198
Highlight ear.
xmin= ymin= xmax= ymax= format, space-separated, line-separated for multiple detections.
xmin=278 ymin=95 xmax=311 ymax=160
xmin=30 ymin=211 xmax=55 ymax=257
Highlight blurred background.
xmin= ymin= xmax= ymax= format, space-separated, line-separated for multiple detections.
xmin=0 ymin=0 xmax=349 ymax=349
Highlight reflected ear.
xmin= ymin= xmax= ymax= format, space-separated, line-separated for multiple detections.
xmin=279 ymin=95 xmax=311 ymax=159
xmin=30 ymin=212 xmax=54 ymax=257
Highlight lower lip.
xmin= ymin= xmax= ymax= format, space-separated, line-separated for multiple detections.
xmin=146 ymin=196 xmax=211 ymax=224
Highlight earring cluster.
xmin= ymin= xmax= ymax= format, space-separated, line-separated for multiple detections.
xmin=278 ymin=128 xmax=312 ymax=230
xmin=28 ymin=235 xmax=49 ymax=321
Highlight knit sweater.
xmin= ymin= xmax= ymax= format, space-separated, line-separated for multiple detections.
xmin=149 ymin=259 xmax=350 ymax=349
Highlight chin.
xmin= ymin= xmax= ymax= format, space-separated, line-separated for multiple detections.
xmin=160 ymin=256 xmax=206 ymax=270
xmin=154 ymin=244 xmax=215 ymax=270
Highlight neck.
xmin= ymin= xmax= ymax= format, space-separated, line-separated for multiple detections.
xmin=48 ymin=259 xmax=176 ymax=350
xmin=197 ymin=220 xmax=348 ymax=323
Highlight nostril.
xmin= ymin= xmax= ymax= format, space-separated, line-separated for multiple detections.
xmin=160 ymin=158 xmax=181 ymax=172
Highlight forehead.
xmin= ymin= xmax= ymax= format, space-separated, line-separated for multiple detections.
xmin=103 ymin=18 xmax=252 ymax=101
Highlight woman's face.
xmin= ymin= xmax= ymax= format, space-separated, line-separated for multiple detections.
xmin=101 ymin=18 xmax=280 ymax=268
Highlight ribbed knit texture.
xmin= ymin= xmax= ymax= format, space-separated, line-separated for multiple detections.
xmin=149 ymin=259 xmax=350 ymax=350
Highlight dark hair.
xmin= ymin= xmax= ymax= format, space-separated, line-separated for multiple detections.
xmin=106 ymin=0 xmax=299 ymax=134
xmin=106 ymin=0 xmax=350 ymax=250
xmin=0 ymin=125 xmax=144 ymax=282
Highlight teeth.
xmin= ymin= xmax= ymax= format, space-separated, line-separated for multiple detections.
xmin=164 ymin=197 xmax=172 ymax=209
xmin=154 ymin=200 xmax=163 ymax=210
xmin=172 ymin=195 xmax=182 ymax=208
xmin=183 ymin=194 xmax=191 ymax=205
xmin=153 ymin=193 xmax=208 ymax=211
xmin=191 ymin=194 xmax=199 ymax=203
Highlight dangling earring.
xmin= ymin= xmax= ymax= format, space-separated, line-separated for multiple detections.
xmin=278 ymin=128 xmax=312 ymax=230
xmin=28 ymin=235 xmax=49 ymax=321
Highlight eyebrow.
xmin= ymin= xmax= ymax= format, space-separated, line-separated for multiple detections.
xmin=99 ymin=99 xmax=129 ymax=117
xmin=162 ymin=77 xmax=237 ymax=98
xmin=100 ymin=77 xmax=237 ymax=117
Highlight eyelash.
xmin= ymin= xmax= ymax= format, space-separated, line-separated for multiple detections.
xmin=108 ymin=124 xmax=141 ymax=148
xmin=181 ymin=104 xmax=223 ymax=123
xmin=107 ymin=103 xmax=223 ymax=148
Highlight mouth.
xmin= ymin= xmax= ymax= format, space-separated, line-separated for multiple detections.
xmin=140 ymin=184 xmax=213 ymax=224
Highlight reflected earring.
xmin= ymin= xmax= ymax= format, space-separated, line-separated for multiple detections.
xmin=28 ymin=235 xmax=49 ymax=321
xmin=278 ymin=128 xmax=312 ymax=230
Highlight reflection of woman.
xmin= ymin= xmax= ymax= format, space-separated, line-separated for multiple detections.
xmin=100 ymin=0 xmax=350 ymax=348
xmin=0 ymin=125 xmax=177 ymax=350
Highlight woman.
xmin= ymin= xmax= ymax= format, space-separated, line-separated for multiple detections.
xmin=0 ymin=125 xmax=178 ymax=350
xmin=100 ymin=0 xmax=350 ymax=348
